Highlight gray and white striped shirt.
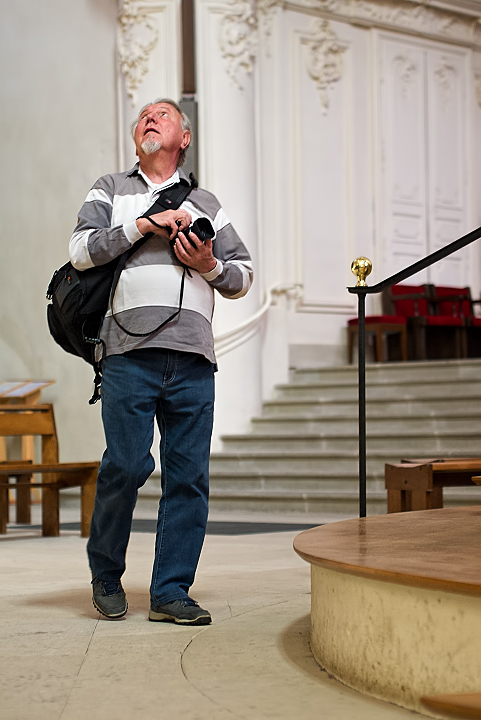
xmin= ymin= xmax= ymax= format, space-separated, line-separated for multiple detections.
xmin=69 ymin=164 xmax=253 ymax=363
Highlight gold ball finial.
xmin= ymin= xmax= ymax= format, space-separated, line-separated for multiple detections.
xmin=351 ymin=257 xmax=372 ymax=287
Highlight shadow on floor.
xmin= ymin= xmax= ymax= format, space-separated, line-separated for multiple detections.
xmin=6 ymin=519 xmax=320 ymax=536
xmin=19 ymin=587 xmax=152 ymax=620
xmin=277 ymin=612 xmax=331 ymax=684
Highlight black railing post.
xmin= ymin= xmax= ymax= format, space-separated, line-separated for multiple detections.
xmin=347 ymin=222 xmax=481 ymax=520
xmin=358 ymin=291 xmax=367 ymax=518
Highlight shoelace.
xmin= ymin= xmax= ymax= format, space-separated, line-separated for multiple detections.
xmin=101 ymin=580 xmax=122 ymax=596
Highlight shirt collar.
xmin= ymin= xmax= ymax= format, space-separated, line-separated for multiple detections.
xmin=131 ymin=163 xmax=180 ymax=192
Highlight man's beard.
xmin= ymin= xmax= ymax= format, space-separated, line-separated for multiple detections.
xmin=141 ymin=137 xmax=162 ymax=154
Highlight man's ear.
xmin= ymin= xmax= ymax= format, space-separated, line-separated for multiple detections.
xmin=181 ymin=131 xmax=191 ymax=150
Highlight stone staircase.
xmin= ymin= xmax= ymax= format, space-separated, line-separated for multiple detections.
xmin=208 ymin=359 xmax=481 ymax=518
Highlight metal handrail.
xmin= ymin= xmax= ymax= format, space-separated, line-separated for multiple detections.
xmin=347 ymin=225 xmax=481 ymax=518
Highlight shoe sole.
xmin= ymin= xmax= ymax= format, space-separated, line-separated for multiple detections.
xmin=92 ymin=598 xmax=128 ymax=619
xmin=148 ymin=609 xmax=211 ymax=625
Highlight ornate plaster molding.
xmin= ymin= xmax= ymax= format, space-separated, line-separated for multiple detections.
xmin=393 ymin=55 xmax=418 ymax=99
xmin=285 ymin=0 xmax=481 ymax=46
xmin=302 ymin=20 xmax=346 ymax=113
xmin=352 ymin=0 xmax=476 ymax=41
xmin=218 ymin=0 xmax=258 ymax=89
xmin=475 ymin=74 xmax=481 ymax=107
xmin=435 ymin=59 xmax=457 ymax=107
xmin=217 ymin=0 xmax=278 ymax=88
xmin=216 ymin=0 xmax=481 ymax=90
xmin=118 ymin=0 xmax=161 ymax=105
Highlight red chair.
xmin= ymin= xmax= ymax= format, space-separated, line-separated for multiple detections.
xmin=420 ymin=285 xmax=468 ymax=360
xmin=431 ymin=285 xmax=481 ymax=358
xmin=347 ymin=283 xmax=429 ymax=364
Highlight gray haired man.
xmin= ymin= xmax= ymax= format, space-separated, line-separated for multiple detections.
xmin=70 ymin=99 xmax=253 ymax=622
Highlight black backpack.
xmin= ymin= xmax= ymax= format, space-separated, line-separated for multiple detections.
xmin=46 ymin=175 xmax=197 ymax=404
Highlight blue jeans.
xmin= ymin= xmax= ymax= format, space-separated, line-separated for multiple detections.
xmin=87 ymin=348 xmax=215 ymax=605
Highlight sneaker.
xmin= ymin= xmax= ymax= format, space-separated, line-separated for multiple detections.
xmin=149 ymin=599 xmax=211 ymax=625
xmin=92 ymin=578 xmax=128 ymax=619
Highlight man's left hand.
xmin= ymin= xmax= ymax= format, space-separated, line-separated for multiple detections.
xmin=174 ymin=232 xmax=217 ymax=274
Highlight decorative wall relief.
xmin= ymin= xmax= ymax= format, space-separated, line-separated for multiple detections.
xmin=393 ymin=55 xmax=418 ymax=99
xmin=118 ymin=0 xmax=161 ymax=105
xmin=218 ymin=0 xmax=278 ymax=87
xmin=286 ymin=0 xmax=480 ymax=47
xmin=435 ymin=60 xmax=456 ymax=109
xmin=475 ymin=75 xmax=481 ymax=107
xmin=352 ymin=0 xmax=477 ymax=43
xmin=218 ymin=0 xmax=258 ymax=88
xmin=302 ymin=20 xmax=345 ymax=114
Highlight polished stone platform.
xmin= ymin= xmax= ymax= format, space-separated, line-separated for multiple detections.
xmin=294 ymin=507 xmax=481 ymax=717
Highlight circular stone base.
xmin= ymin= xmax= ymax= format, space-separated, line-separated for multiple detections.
xmin=294 ymin=508 xmax=481 ymax=717
xmin=310 ymin=565 xmax=481 ymax=716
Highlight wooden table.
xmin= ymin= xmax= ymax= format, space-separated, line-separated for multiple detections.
xmin=385 ymin=457 xmax=481 ymax=513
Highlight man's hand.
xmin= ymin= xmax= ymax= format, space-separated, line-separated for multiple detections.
xmin=174 ymin=232 xmax=217 ymax=274
xmin=136 ymin=209 xmax=192 ymax=238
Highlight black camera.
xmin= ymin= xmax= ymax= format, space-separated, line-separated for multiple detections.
xmin=173 ymin=217 xmax=215 ymax=247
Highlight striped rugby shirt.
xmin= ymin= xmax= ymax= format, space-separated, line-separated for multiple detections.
xmin=69 ymin=164 xmax=253 ymax=363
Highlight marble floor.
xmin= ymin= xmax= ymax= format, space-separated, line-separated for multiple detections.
xmin=0 ymin=511 xmax=425 ymax=720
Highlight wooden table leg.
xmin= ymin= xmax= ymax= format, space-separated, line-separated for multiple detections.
xmin=42 ymin=474 xmax=59 ymax=537
xmin=387 ymin=489 xmax=404 ymax=513
xmin=410 ymin=490 xmax=430 ymax=511
xmin=80 ymin=469 xmax=97 ymax=538
xmin=15 ymin=473 xmax=32 ymax=524
xmin=0 ymin=475 xmax=8 ymax=533
xmin=429 ymin=487 xmax=443 ymax=509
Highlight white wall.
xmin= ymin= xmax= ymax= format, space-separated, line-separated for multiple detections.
xmin=0 ymin=0 xmax=118 ymax=461
xmin=1 ymin=0 xmax=481 ymax=462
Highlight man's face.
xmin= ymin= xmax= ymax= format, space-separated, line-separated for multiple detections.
xmin=134 ymin=103 xmax=190 ymax=159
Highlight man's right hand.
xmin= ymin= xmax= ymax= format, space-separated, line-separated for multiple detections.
xmin=136 ymin=209 xmax=192 ymax=239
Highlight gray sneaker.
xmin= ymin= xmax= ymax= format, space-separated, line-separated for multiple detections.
xmin=149 ymin=599 xmax=211 ymax=625
xmin=92 ymin=578 xmax=128 ymax=618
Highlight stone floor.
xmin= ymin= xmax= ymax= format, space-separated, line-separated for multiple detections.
xmin=0 ymin=508 xmax=425 ymax=720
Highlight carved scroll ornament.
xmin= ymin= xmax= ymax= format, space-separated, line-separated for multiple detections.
xmin=217 ymin=0 xmax=279 ymax=88
xmin=302 ymin=20 xmax=345 ymax=114
xmin=476 ymin=75 xmax=481 ymax=108
xmin=118 ymin=0 xmax=160 ymax=105
xmin=218 ymin=0 xmax=258 ymax=89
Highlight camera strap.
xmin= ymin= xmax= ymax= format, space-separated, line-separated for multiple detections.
xmin=108 ymin=173 xmax=197 ymax=339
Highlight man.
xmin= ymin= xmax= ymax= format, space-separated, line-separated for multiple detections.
xmin=69 ymin=98 xmax=253 ymax=623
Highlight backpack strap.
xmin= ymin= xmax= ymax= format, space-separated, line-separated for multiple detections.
xmin=108 ymin=173 xmax=197 ymax=337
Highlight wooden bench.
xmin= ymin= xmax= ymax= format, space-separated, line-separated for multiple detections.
xmin=385 ymin=458 xmax=481 ymax=513
xmin=0 ymin=404 xmax=99 ymax=537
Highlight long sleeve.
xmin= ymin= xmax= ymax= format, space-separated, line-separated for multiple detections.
xmin=69 ymin=174 xmax=142 ymax=270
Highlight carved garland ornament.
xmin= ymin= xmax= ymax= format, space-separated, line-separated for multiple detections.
xmin=476 ymin=75 xmax=481 ymax=108
xmin=118 ymin=0 xmax=160 ymax=105
xmin=218 ymin=0 xmax=259 ymax=89
xmin=435 ymin=60 xmax=456 ymax=109
xmin=302 ymin=20 xmax=345 ymax=113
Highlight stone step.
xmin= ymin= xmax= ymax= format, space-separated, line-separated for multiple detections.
xmin=208 ymin=487 xmax=481 ymax=515
xmin=219 ymin=431 xmax=481 ymax=454
xmin=250 ymin=414 xmax=481 ymax=435
xmin=207 ymin=360 xmax=481 ymax=517
xmin=138 ymin=475 xmax=481 ymax=505
xmin=209 ymin=473 xmax=384 ymax=492
xmin=262 ymin=396 xmax=481 ymax=418
xmin=209 ymin=451 xmax=455 ymax=475
xmin=290 ymin=359 xmax=481 ymax=385
xmin=274 ymin=380 xmax=481 ymax=402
